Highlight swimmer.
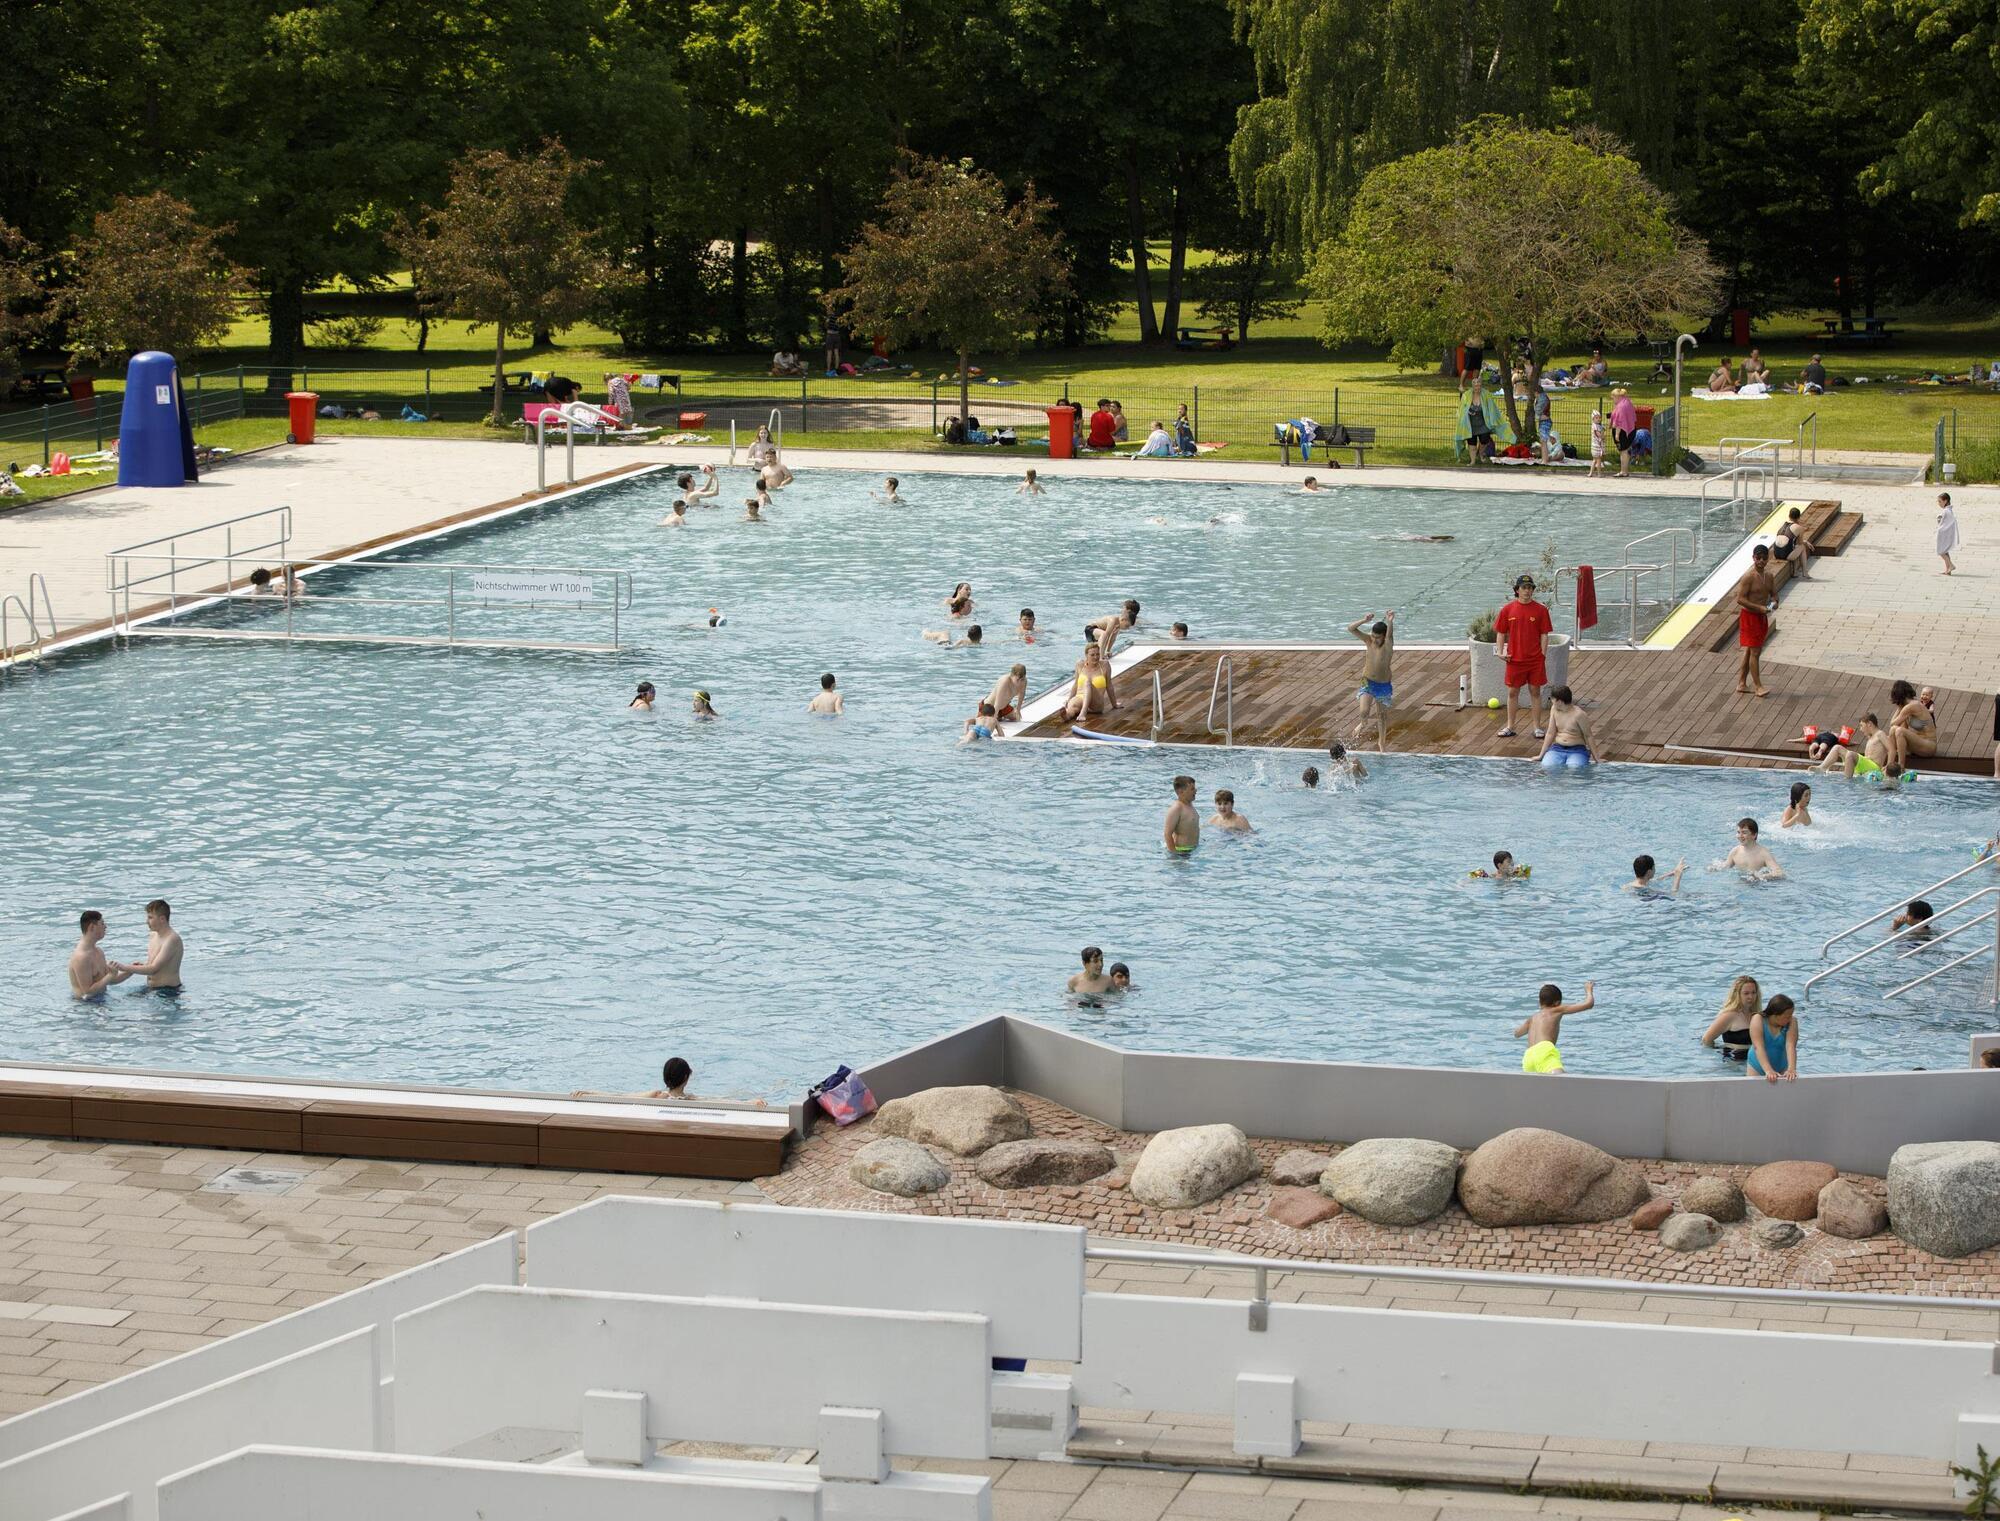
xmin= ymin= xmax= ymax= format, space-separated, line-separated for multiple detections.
xmin=630 ymin=681 xmax=657 ymax=710
xmin=1164 ymin=774 xmax=1200 ymax=854
xmin=248 ymin=567 xmax=277 ymax=596
xmin=659 ymin=499 xmax=690 ymax=527
xmin=652 ymin=1056 xmax=694 ymax=1099
xmin=742 ymin=496 xmax=768 ymax=521
xmin=1372 ymin=532 xmax=1459 ymax=543
xmin=1745 ymin=994 xmax=1798 ymax=1083
xmin=808 ymin=672 xmax=844 ymax=715
xmin=987 ymin=662 xmax=1027 ymax=721
xmin=1061 ymin=643 xmax=1117 ymax=719
xmin=676 ymin=464 xmax=720 ymax=506
xmin=1068 ymin=946 xmax=1114 ymax=996
xmin=280 ymin=564 xmax=306 ymax=598
xmin=1170 ymin=621 xmax=1189 ymax=639
xmin=68 ymin=910 xmax=128 ymax=1000
xmin=1347 ymin=609 xmax=1395 ymax=748
xmin=1017 ymin=468 xmax=1043 ymax=496
xmin=923 ymin=624 xmax=983 ymax=648
xmin=759 ymin=459 xmax=795 ymax=490
xmin=1328 ymin=741 xmax=1367 ymax=780
xmin=1472 ymin=849 xmax=1528 ymax=880
xmin=756 ymin=481 xmax=774 ymax=511
xmin=1108 ymin=962 xmax=1132 ymax=992
xmin=692 ymin=690 xmax=720 ymax=720
xmin=1536 ymin=685 xmax=1594 ymax=770
xmin=1513 ymin=980 xmax=1594 ymax=1074
xmin=875 ymin=475 xmax=903 ymax=503
xmin=1085 ymin=599 xmax=1141 ymax=653
xmin=706 ymin=608 xmax=727 ymax=629
xmin=1892 ymin=898 xmax=1936 ymax=943
xmin=1296 ymin=475 xmax=1325 ymax=493
xmin=1701 ymin=974 xmax=1760 ymax=1060
xmin=1625 ymin=853 xmax=1687 ymax=896
xmin=1713 ymin=816 xmax=1784 ymax=879
xmin=746 ymin=424 xmax=778 ymax=469
xmin=1302 ymin=765 xmax=1321 ymax=789
xmin=1017 ymin=608 xmax=1038 ymax=642
xmin=946 ymin=582 xmax=974 ymax=617
xmin=110 ymin=899 xmax=183 ymax=991
xmin=1780 ymin=781 xmax=1812 ymax=828
xmin=961 ymin=699 xmax=1000 ymax=743
xmin=1208 ymin=788 xmax=1253 ymax=833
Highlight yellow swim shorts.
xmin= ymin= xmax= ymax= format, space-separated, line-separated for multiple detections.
xmin=1522 ymin=1040 xmax=1564 ymax=1074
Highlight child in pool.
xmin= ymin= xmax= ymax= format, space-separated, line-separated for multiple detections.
xmin=1514 ymin=981 xmax=1595 ymax=1073
xmin=1472 ymin=849 xmax=1529 ymax=879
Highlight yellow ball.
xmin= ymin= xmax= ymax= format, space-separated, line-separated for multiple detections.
xmin=1487 ymin=697 xmax=1501 ymax=709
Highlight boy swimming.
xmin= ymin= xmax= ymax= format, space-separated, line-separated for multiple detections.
xmin=1472 ymin=849 xmax=1528 ymax=880
xmin=1207 ymin=788 xmax=1253 ymax=833
xmin=1625 ymin=853 xmax=1687 ymax=896
xmin=1714 ymin=817 xmax=1784 ymax=878
xmin=1513 ymin=980 xmax=1595 ymax=1073
xmin=1163 ymin=776 xmax=1200 ymax=854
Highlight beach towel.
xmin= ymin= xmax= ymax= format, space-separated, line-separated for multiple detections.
xmin=1938 ymin=506 xmax=1963 ymax=556
xmin=1575 ymin=566 xmax=1599 ymax=631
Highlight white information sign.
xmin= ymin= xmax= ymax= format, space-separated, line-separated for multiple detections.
xmin=467 ymin=571 xmax=596 ymax=603
xmin=155 ymin=385 xmax=171 ymax=404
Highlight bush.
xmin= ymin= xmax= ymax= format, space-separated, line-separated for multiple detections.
xmin=1469 ymin=610 xmax=1497 ymax=642
xmin=1951 ymin=436 xmax=2000 ymax=485
xmin=309 ymin=314 xmax=385 ymax=351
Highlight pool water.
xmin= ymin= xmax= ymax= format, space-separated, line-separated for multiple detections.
xmin=2 ymin=467 xmax=1991 ymax=1095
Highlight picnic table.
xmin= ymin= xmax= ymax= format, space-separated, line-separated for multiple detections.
xmin=1813 ymin=314 xmax=1897 ymax=345
xmin=1174 ymin=325 xmax=1236 ymax=352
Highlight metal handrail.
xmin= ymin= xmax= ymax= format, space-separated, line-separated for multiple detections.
xmin=27 ymin=573 xmax=56 ymax=640
xmin=1550 ymin=562 xmax=1665 ymax=647
xmin=0 ymin=594 xmax=41 ymax=663
xmin=1797 ymin=412 xmax=1817 ymax=473
xmin=1150 ymin=669 xmax=1164 ymax=742
xmin=1622 ymin=527 xmax=1695 ymax=607
xmin=106 ymin=506 xmax=294 ymax=636
xmin=1715 ymin=436 xmax=1788 ymax=469
xmin=1804 ymin=883 xmax=2000 ymax=1003
xmin=535 ymin=408 xmax=578 ymax=492
xmin=1887 ymin=933 xmax=1997 ymax=1000
xmin=1820 ymin=853 xmax=1999 ymax=959
xmin=1205 ymin=655 xmax=1232 ymax=744
xmin=1696 ymin=465 xmax=1775 ymax=555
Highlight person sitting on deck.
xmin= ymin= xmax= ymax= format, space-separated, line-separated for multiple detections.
xmin=1086 ymin=399 xmax=1118 ymax=450
xmin=1135 ymin=420 xmax=1174 ymax=457
xmin=1818 ymin=713 xmax=1899 ymax=783
xmin=1886 ymin=679 xmax=1938 ymax=773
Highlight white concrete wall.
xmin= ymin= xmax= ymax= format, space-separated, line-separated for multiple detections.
xmin=0 ymin=1330 xmax=378 ymax=1521
xmin=0 ymin=1235 xmax=514 ymax=1463
xmin=156 ymin=1447 xmax=822 ymax=1521
xmin=391 ymin=1286 xmax=991 ymax=1460
xmin=1075 ymin=1293 xmax=2000 ymax=1461
xmin=525 ymin=1197 xmax=1085 ymax=1359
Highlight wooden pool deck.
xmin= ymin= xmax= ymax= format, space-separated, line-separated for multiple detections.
xmin=1017 ymin=643 xmax=1997 ymax=775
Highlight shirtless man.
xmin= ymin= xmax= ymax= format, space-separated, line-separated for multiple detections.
xmin=808 ymin=673 xmax=844 ymax=714
xmin=1297 ymin=476 xmax=1325 ymax=494
xmin=1819 ymin=713 xmax=1897 ymax=783
xmin=1208 ymin=788 xmax=1253 ymax=833
xmin=1733 ymin=545 xmax=1777 ymax=697
xmin=68 ymin=910 xmax=128 ymax=999
xmin=1514 ymin=981 xmax=1595 ymax=1074
xmin=1067 ymin=946 xmax=1115 ymax=996
xmin=659 ymin=499 xmax=690 ymax=527
xmin=1715 ymin=817 xmax=1785 ymax=879
xmin=1164 ymin=775 xmax=1200 ymax=855
xmin=1017 ymin=468 xmax=1043 ymax=495
xmin=1061 ymin=643 xmax=1116 ymax=719
xmin=987 ymin=663 xmax=1027 ymax=721
xmin=676 ymin=465 xmax=720 ymax=507
xmin=1347 ymin=609 xmax=1395 ymax=748
xmin=1085 ymin=599 xmax=1140 ymax=654
xmin=876 ymin=475 xmax=902 ymax=503
xmin=113 ymin=899 xmax=184 ymax=990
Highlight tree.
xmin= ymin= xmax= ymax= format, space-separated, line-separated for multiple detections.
xmin=394 ymin=144 xmax=615 ymax=425
xmin=830 ymin=156 xmax=1069 ymax=423
xmin=1312 ymin=123 xmax=1720 ymax=444
xmin=66 ymin=193 xmax=243 ymax=365
xmin=0 ymin=221 xmax=46 ymax=383
xmin=1189 ymin=218 xmax=1302 ymax=342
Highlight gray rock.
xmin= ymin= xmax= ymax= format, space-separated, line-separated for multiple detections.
xmin=1817 ymin=1178 xmax=1888 ymax=1240
xmin=1680 ymin=1176 xmax=1746 ymax=1223
xmin=975 ymin=1138 xmax=1115 ymax=1189
xmin=1659 ymin=1213 xmax=1723 ymax=1252
xmin=1887 ymin=1141 xmax=2000 ymax=1258
xmin=1752 ymin=1218 xmax=1803 ymax=1248
xmin=850 ymin=1137 xmax=950 ymax=1196
xmin=1269 ymin=1148 xmax=1335 ymax=1189
xmin=1457 ymin=1128 xmax=1651 ymax=1226
xmin=874 ymin=1085 xmax=1030 ymax=1156
xmin=1319 ymin=1138 xmax=1460 ymax=1225
xmin=1128 ymin=1124 xmax=1260 ymax=1209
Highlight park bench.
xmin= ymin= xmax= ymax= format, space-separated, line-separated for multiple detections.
xmin=1272 ymin=421 xmax=1374 ymax=467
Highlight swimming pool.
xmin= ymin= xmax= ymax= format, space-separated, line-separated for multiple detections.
xmin=3 ymin=466 xmax=1991 ymax=1095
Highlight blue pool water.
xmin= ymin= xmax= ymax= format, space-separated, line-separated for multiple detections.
xmin=2 ymin=466 xmax=1992 ymax=1096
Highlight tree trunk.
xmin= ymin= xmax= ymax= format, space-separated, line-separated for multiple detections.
xmin=414 ymin=314 xmax=429 ymax=354
xmin=264 ymin=277 xmax=304 ymax=392
xmin=1123 ymin=148 xmax=1158 ymax=344
xmin=1498 ymin=333 xmax=1526 ymax=446
xmin=1160 ymin=181 xmax=1189 ymax=339
xmin=729 ymin=226 xmax=751 ymax=349
xmin=491 ymin=321 xmax=507 ymax=426
xmin=958 ymin=348 xmax=970 ymax=423
xmin=531 ymin=324 xmax=553 ymax=350
xmin=1237 ymin=239 xmax=1271 ymax=342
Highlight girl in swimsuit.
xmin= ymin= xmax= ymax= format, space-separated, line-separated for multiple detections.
xmin=1062 ymin=646 xmax=1117 ymax=721
xmin=1744 ymin=994 xmax=1798 ymax=1082
xmin=945 ymin=582 xmax=974 ymax=617
xmin=1780 ymin=781 xmax=1812 ymax=828
xmin=1700 ymin=974 xmax=1760 ymax=1061
xmin=1886 ymin=679 xmax=1936 ymax=771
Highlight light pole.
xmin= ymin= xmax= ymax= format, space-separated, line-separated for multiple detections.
xmin=1673 ymin=333 xmax=1698 ymax=465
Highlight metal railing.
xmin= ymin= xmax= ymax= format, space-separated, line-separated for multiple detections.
xmin=534 ymin=408 xmax=578 ymax=492
xmin=1820 ymin=852 xmax=1999 ymax=961
xmin=106 ymin=506 xmax=295 ymax=636
xmin=1205 ymin=655 xmax=1232 ymax=745
xmin=1550 ymin=561 xmax=1668 ymax=647
xmin=1806 ymin=853 xmax=2000 ymax=1005
xmin=1696 ymin=464 xmax=1776 ymax=555
xmin=1797 ymin=412 xmax=1817 ymax=473
xmin=1150 ymin=669 xmax=1165 ymax=742
xmin=0 ymin=596 xmax=41 ymax=664
xmin=1623 ymin=526 xmax=1696 ymax=605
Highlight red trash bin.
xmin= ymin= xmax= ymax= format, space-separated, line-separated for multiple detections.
xmin=1046 ymin=406 xmax=1075 ymax=460
xmin=66 ymin=376 xmax=96 ymax=412
xmin=1731 ymin=308 xmax=1750 ymax=347
xmin=286 ymin=391 xmax=319 ymax=445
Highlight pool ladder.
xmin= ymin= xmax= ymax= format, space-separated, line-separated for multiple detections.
xmin=1149 ymin=669 xmax=1164 ymax=742
xmin=1804 ymin=853 xmax=2000 ymax=1005
xmin=1206 ymin=655 xmax=1232 ymax=745
xmin=0 ymin=574 xmax=57 ymax=667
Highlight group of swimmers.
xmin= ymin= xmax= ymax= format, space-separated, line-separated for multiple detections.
xmin=67 ymin=901 xmax=184 ymax=999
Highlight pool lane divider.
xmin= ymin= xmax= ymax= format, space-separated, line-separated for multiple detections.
xmin=1641 ymin=499 xmax=1800 ymax=651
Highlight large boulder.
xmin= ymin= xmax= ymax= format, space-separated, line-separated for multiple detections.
xmin=1887 ymin=1142 xmax=2000 ymax=1258
xmin=1269 ymin=1149 xmax=1334 ymax=1189
xmin=874 ymin=1086 xmax=1030 ymax=1156
xmin=850 ymin=1137 xmax=950 ymax=1197
xmin=1681 ymin=1177 xmax=1746 ymax=1223
xmin=1319 ymin=1138 xmax=1459 ymax=1225
xmin=1744 ymin=1160 xmax=1839 ymax=1222
xmin=1457 ymin=1128 xmax=1651 ymax=1226
xmin=1266 ymin=1187 xmax=1342 ymax=1229
xmin=975 ymin=1138 xmax=1114 ymax=1189
xmin=1660 ymin=1213 xmax=1723 ymax=1253
xmin=1128 ymin=1124 xmax=1260 ymax=1209
xmin=1817 ymin=1178 xmax=1888 ymax=1240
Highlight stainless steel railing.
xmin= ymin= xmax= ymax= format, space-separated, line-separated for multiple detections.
xmin=1205 ymin=655 xmax=1232 ymax=745
xmin=106 ymin=506 xmax=294 ymax=637
xmin=1150 ymin=669 xmax=1164 ymax=742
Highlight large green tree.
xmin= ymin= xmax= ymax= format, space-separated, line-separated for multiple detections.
xmin=0 ymin=222 xmax=46 ymax=383
xmin=66 ymin=194 xmax=244 ymax=365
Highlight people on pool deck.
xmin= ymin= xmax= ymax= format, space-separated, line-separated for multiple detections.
xmin=1937 ymin=492 xmax=1961 ymax=574
xmin=1109 ymin=401 xmax=1129 ymax=442
xmin=808 ymin=673 xmax=844 ymax=715
xmin=68 ymin=910 xmax=128 ymax=1000
xmin=630 ymin=682 xmax=657 ymax=710
xmin=1733 ymin=544 xmax=1777 ymax=697
xmin=660 ymin=499 xmax=690 ymax=527
xmin=1514 ymin=980 xmax=1594 ymax=1074
xmin=1701 ymin=974 xmax=1761 ymax=1061
xmin=1887 ymin=679 xmax=1937 ymax=772
xmin=1018 ymin=468 xmax=1043 ymax=495
xmin=961 ymin=700 xmax=999 ymax=742
xmin=1170 ymin=621 xmax=1190 ymax=639
xmin=1745 ymin=994 xmax=1798 ymax=1082
xmin=1173 ymin=404 xmax=1195 ymax=456
xmin=1587 ymin=403 xmax=1607 ymax=477
xmin=1348 ymin=609 xmax=1396 ymax=749
xmin=1301 ymin=766 xmax=1321 ymax=789
xmin=1208 ymin=788 xmax=1253 ymax=833
xmin=1086 ymin=399 xmax=1118 ymax=450
xmin=1892 ymin=898 xmax=1936 ymax=943
xmin=692 ymin=690 xmax=720 ymax=719
xmin=1780 ymin=781 xmax=1812 ymax=827
xmin=1164 ymin=775 xmax=1200 ymax=854
xmin=1472 ymin=849 xmax=1528 ymax=880
xmin=1068 ymin=946 xmax=1115 ymax=996
xmin=1715 ymin=816 xmax=1785 ymax=878
xmin=1493 ymin=576 xmax=1554 ymax=739
xmin=1017 ymin=608 xmax=1038 ymax=642
xmin=1136 ymin=420 xmax=1174 ymax=457
xmin=1627 ymin=854 xmax=1687 ymax=896
xmin=110 ymin=899 xmax=184 ymax=991
xmin=677 ymin=465 xmax=720 ymax=506
xmin=1086 ymin=599 xmax=1141 ymax=652
xmin=1062 ymin=643 xmax=1117 ymax=719
xmin=1537 ymin=686 xmax=1594 ymax=770
xmin=1328 ymin=742 xmax=1367 ymax=781
xmin=1769 ymin=506 xmax=1810 ymax=579
xmin=946 ymin=582 xmax=974 ymax=616
xmin=988 ymin=663 xmax=1028 ymax=721
xmin=923 ymin=624 xmax=983 ymax=648
xmin=652 ymin=1057 xmax=694 ymax=1099
xmin=1819 ymin=713 xmax=1899 ymax=783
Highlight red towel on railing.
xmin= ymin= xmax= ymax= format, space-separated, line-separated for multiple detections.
xmin=1575 ymin=565 xmax=1599 ymax=631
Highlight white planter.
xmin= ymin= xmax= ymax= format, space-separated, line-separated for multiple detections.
xmin=1544 ymin=634 xmax=1570 ymax=694
xmin=1467 ymin=639 xmax=1505 ymax=705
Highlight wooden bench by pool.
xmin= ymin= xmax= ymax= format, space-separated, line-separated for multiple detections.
xmin=0 ymin=1063 xmax=796 ymax=1178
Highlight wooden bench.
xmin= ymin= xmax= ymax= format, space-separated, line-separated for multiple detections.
xmin=1271 ymin=423 xmax=1374 ymax=467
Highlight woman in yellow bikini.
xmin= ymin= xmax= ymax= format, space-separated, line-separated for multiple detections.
xmin=1062 ymin=644 xmax=1118 ymax=721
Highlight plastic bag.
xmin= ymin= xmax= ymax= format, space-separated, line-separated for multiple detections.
xmin=807 ymin=1065 xmax=877 ymax=1126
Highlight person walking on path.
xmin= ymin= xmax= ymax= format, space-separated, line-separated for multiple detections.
xmin=1937 ymin=492 xmax=1962 ymax=575
xmin=1733 ymin=544 xmax=1776 ymax=697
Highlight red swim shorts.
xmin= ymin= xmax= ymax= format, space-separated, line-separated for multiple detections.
xmin=1504 ymin=658 xmax=1548 ymax=691
xmin=1739 ymin=609 xmax=1769 ymax=648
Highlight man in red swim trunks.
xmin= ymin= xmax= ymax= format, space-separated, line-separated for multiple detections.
xmin=1492 ymin=574 xmax=1554 ymax=739
xmin=1734 ymin=543 xmax=1776 ymax=697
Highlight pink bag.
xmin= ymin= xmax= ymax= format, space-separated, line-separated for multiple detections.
xmin=811 ymin=1066 xmax=876 ymax=1126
